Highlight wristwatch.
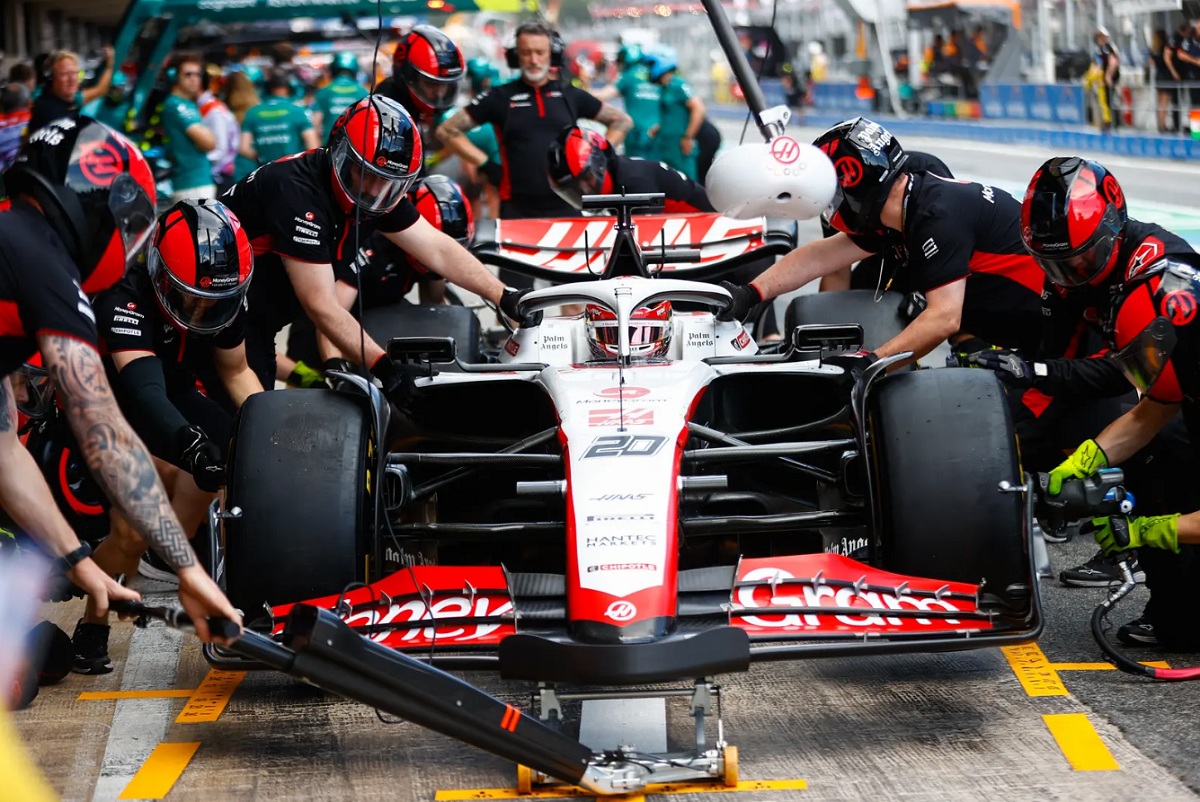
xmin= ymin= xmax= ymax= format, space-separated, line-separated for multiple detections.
xmin=57 ymin=542 xmax=93 ymax=575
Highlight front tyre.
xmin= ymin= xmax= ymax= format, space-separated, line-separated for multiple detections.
xmin=224 ymin=389 xmax=373 ymax=622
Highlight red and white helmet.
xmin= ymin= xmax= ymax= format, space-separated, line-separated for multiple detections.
xmin=328 ymin=95 xmax=423 ymax=215
xmin=392 ymin=25 xmax=465 ymax=116
xmin=585 ymin=301 xmax=673 ymax=360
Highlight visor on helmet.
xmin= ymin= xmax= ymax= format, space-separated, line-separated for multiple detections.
xmin=330 ymin=134 xmax=415 ymax=215
xmin=107 ymin=171 xmax=157 ymax=270
xmin=585 ymin=303 xmax=672 ymax=359
xmin=1028 ymin=202 xmax=1123 ymax=287
xmin=549 ymin=170 xmax=603 ymax=211
xmin=147 ymin=246 xmax=246 ymax=334
xmin=1110 ymin=315 xmax=1178 ymax=394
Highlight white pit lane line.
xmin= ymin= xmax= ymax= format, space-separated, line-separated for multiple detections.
xmin=88 ymin=590 xmax=184 ymax=801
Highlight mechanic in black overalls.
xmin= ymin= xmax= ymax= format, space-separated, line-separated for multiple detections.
xmin=376 ymin=25 xmax=465 ymax=165
xmin=435 ymin=21 xmax=633 ymax=222
xmin=218 ymin=95 xmax=526 ymax=402
xmin=816 ymin=148 xmax=954 ymax=294
xmin=719 ymin=117 xmax=1045 ymax=365
xmin=76 ymin=198 xmax=259 ymax=671
xmin=545 ymin=125 xmax=713 ymax=214
xmin=0 ymin=116 xmax=238 ymax=662
xmin=1043 ymin=252 xmax=1200 ymax=651
xmin=978 ymin=159 xmax=1199 ymax=639
xmin=284 ymin=175 xmax=476 ymax=373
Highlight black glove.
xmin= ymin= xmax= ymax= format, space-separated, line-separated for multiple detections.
xmin=499 ymin=286 xmax=543 ymax=328
xmin=825 ymin=349 xmax=880 ymax=382
xmin=897 ymin=291 xmax=927 ymax=321
xmin=370 ymin=355 xmax=421 ymax=412
xmin=716 ymin=281 xmax=763 ymax=323
xmin=970 ymin=349 xmax=1043 ymax=389
xmin=480 ymin=160 xmax=503 ymax=187
xmin=176 ymin=425 xmax=226 ymax=492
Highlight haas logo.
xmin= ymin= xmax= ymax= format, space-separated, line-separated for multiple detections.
xmin=605 ymin=600 xmax=637 ymax=622
xmin=835 ymin=157 xmax=862 ymax=187
xmin=1163 ymin=290 xmax=1197 ymax=326
xmin=769 ymin=136 xmax=801 ymax=164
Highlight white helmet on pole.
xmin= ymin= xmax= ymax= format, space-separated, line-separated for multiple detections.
xmin=705 ymin=137 xmax=836 ymax=221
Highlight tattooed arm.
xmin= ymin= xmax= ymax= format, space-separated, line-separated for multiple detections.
xmin=595 ymin=102 xmax=633 ymax=146
xmin=43 ymin=334 xmax=195 ymax=569
xmin=40 ymin=334 xmax=240 ymax=640
xmin=0 ymin=375 xmax=140 ymax=615
xmin=435 ymin=108 xmax=489 ymax=168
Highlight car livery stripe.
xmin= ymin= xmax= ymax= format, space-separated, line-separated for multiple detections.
xmin=499 ymin=704 xmax=519 ymax=732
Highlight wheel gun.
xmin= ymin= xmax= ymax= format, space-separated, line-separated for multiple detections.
xmin=1033 ymin=468 xmax=1135 ymax=536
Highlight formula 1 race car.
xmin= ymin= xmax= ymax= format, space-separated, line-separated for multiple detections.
xmin=203 ymin=185 xmax=1043 ymax=793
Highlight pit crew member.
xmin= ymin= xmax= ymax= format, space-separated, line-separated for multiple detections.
xmin=1050 ymin=254 xmax=1200 ymax=650
xmin=312 ymin=52 xmax=367 ymax=144
xmin=219 ymin=95 xmax=522 ymax=404
xmin=1 ymin=116 xmax=239 ymax=645
xmin=719 ymin=117 xmax=1045 ymax=364
xmin=377 ymin=25 xmax=465 ymax=154
xmin=986 ymin=157 xmax=1196 ymax=596
xmin=284 ymin=175 xmax=473 ymax=375
xmin=435 ymin=20 xmax=633 ymax=222
xmin=546 ymin=125 xmax=713 ymax=213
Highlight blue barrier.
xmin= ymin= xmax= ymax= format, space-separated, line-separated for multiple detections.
xmin=810 ymin=82 xmax=873 ymax=115
xmin=978 ymin=83 xmax=1085 ymax=124
xmin=708 ymin=105 xmax=1199 ymax=160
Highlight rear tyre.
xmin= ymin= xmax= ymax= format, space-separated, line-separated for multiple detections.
xmin=224 ymin=390 xmax=372 ymax=621
xmin=869 ymin=369 xmax=1030 ymax=613
xmin=361 ymin=303 xmax=483 ymax=365
xmin=785 ymin=290 xmax=908 ymax=352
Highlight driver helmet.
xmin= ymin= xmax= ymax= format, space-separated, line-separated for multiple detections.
xmin=147 ymin=199 xmax=253 ymax=335
xmin=4 ymin=116 xmax=156 ymax=294
xmin=328 ymin=95 xmax=423 ymax=216
xmin=392 ymin=25 xmax=465 ymax=117
xmin=1021 ymin=156 xmax=1128 ymax=288
xmin=585 ymin=301 xmax=673 ymax=360
xmin=547 ymin=126 xmax=618 ymax=210
xmin=1110 ymin=255 xmax=1200 ymax=404
xmin=812 ymin=117 xmax=907 ymax=237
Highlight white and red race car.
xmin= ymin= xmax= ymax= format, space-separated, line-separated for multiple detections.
xmin=208 ymin=192 xmax=1042 ymax=794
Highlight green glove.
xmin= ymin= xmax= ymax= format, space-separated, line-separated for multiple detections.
xmin=1086 ymin=514 xmax=1181 ymax=556
xmin=287 ymin=360 xmax=328 ymax=389
xmin=1047 ymin=439 xmax=1108 ymax=495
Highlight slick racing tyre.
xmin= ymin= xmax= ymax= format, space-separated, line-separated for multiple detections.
xmin=224 ymin=390 xmax=373 ymax=622
xmin=785 ymin=290 xmax=907 ymax=352
xmin=361 ymin=303 xmax=483 ymax=366
xmin=868 ymin=368 xmax=1030 ymax=615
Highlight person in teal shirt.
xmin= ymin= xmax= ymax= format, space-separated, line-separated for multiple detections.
xmin=235 ymin=70 xmax=318 ymax=180
xmin=592 ymin=44 xmax=660 ymax=160
xmin=82 ymin=71 xmax=131 ymax=133
xmin=312 ymin=52 xmax=366 ymax=144
xmin=646 ymin=53 xmax=706 ymax=180
xmin=161 ymin=53 xmax=218 ymax=200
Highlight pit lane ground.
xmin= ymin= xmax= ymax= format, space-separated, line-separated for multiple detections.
xmin=15 ymin=127 xmax=1200 ymax=801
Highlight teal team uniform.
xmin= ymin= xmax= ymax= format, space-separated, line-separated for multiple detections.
xmin=160 ymin=93 xmax=212 ymax=192
xmin=313 ymin=75 xmax=367 ymax=143
xmin=236 ymin=96 xmax=312 ymax=180
xmin=657 ymin=75 xmax=697 ymax=180
xmin=615 ymin=66 xmax=660 ymax=160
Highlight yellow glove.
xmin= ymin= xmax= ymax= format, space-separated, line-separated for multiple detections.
xmin=1047 ymin=439 xmax=1107 ymax=496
